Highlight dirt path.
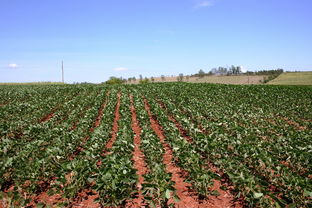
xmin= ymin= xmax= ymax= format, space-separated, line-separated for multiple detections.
xmin=144 ymin=98 xmax=201 ymax=208
xmin=125 ymin=95 xmax=149 ymax=207
xmin=158 ymin=100 xmax=243 ymax=208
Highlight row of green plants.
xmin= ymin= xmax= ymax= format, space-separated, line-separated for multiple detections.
xmin=0 ymin=83 xmax=311 ymax=207
xmin=141 ymin=83 xmax=311 ymax=207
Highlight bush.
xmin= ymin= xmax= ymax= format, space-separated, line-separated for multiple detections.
xmin=139 ymin=78 xmax=150 ymax=84
xmin=105 ymin=77 xmax=124 ymax=85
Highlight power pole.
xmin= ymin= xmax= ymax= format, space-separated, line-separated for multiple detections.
xmin=62 ymin=61 xmax=64 ymax=83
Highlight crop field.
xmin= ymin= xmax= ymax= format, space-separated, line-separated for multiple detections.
xmin=0 ymin=83 xmax=311 ymax=208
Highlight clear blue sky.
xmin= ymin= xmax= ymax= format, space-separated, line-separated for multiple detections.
xmin=1 ymin=0 xmax=311 ymax=83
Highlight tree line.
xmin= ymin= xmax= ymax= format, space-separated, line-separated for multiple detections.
xmin=104 ymin=67 xmax=284 ymax=84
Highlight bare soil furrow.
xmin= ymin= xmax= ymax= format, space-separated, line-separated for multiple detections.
xmin=144 ymin=98 xmax=200 ymax=208
xmin=40 ymin=110 xmax=56 ymax=123
xmin=125 ymin=95 xmax=149 ymax=207
xmin=157 ymin=99 xmax=243 ymax=208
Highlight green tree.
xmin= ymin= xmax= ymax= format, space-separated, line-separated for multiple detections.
xmin=105 ymin=77 xmax=123 ymax=85
xmin=177 ymin=73 xmax=184 ymax=82
xmin=198 ymin=69 xmax=205 ymax=78
xmin=139 ymin=78 xmax=150 ymax=84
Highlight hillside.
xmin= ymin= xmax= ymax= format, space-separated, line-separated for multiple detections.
xmin=268 ymin=72 xmax=312 ymax=85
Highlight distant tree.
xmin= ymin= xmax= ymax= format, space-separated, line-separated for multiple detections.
xmin=128 ymin=77 xmax=132 ymax=82
xmin=228 ymin=66 xmax=241 ymax=75
xmin=198 ymin=69 xmax=205 ymax=78
xmin=161 ymin=75 xmax=165 ymax=82
xmin=210 ymin=68 xmax=217 ymax=74
xmin=139 ymin=74 xmax=143 ymax=81
xmin=151 ymin=76 xmax=155 ymax=82
xmin=177 ymin=73 xmax=184 ymax=82
xmin=133 ymin=77 xmax=137 ymax=82
xmin=105 ymin=76 xmax=123 ymax=85
xmin=139 ymin=78 xmax=150 ymax=84
xmin=236 ymin=66 xmax=242 ymax=74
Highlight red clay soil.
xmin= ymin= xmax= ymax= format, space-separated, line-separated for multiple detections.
xmin=71 ymin=92 xmax=121 ymax=208
xmin=280 ymin=116 xmax=307 ymax=131
xmin=27 ymin=192 xmax=65 ymax=208
xmin=40 ymin=111 xmax=55 ymax=123
xmin=125 ymin=96 xmax=149 ymax=208
xmin=144 ymin=99 xmax=202 ymax=208
xmin=90 ymin=91 xmax=110 ymax=132
xmin=157 ymin=99 xmax=243 ymax=208
xmin=71 ymin=189 xmax=100 ymax=208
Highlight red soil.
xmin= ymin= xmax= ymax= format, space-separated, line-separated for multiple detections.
xmin=90 ymin=91 xmax=110 ymax=132
xmin=144 ymin=99 xmax=201 ymax=208
xmin=40 ymin=111 xmax=55 ymax=123
xmin=158 ymin=99 xmax=243 ymax=208
xmin=125 ymin=96 xmax=149 ymax=207
xmin=71 ymin=189 xmax=100 ymax=208
xmin=280 ymin=116 xmax=307 ymax=131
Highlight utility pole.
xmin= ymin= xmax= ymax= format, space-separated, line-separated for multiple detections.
xmin=62 ymin=61 xmax=64 ymax=83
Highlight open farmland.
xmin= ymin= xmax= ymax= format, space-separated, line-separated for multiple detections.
xmin=268 ymin=72 xmax=312 ymax=85
xmin=127 ymin=75 xmax=267 ymax=85
xmin=0 ymin=83 xmax=311 ymax=208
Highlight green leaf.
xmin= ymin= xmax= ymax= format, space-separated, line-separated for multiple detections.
xmin=165 ymin=189 xmax=172 ymax=199
xmin=253 ymin=192 xmax=263 ymax=199
xmin=174 ymin=195 xmax=180 ymax=202
xmin=287 ymin=203 xmax=296 ymax=208
xmin=303 ymin=189 xmax=312 ymax=197
xmin=36 ymin=203 xmax=45 ymax=208
xmin=211 ymin=190 xmax=220 ymax=196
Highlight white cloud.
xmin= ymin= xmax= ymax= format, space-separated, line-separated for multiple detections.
xmin=240 ymin=66 xmax=247 ymax=73
xmin=113 ymin=67 xmax=128 ymax=71
xmin=194 ymin=0 xmax=214 ymax=9
xmin=8 ymin=63 xmax=18 ymax=68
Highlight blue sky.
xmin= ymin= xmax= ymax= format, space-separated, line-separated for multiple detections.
xmin=0 ymin=0 xmax=311 ymax=83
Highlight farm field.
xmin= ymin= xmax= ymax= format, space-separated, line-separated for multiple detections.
xmin=268 ymin=72 xmax=312 ymax=85
xmin=127 ymin=75 xmax=267 ymax=85
xmin=0 ymin=83 xmax=311 ymax=208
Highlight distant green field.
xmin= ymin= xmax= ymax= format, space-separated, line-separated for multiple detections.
xmin=268 ymin=72 xmax=312 ymax=85
xmin=0 ymin=82 xmax=65 ymax=85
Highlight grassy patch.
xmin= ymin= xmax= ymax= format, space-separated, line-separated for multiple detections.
xmin=268 ymin=72 xmax=312 ymax=85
